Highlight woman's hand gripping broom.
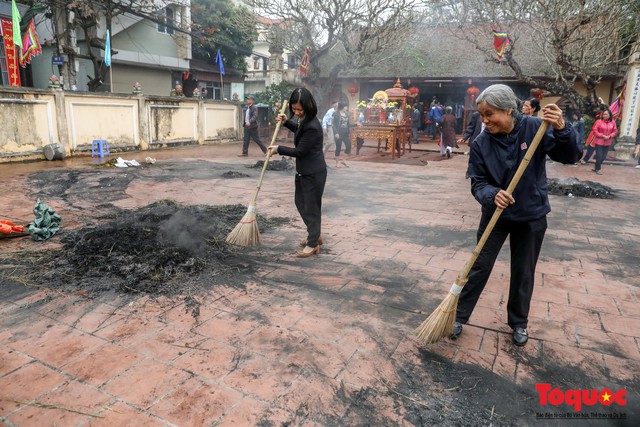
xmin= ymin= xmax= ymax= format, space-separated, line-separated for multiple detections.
xmin=415 ymin=122 xmax=548 ymax=344
xmin=226 ymin=101 xmax=289 ymax=246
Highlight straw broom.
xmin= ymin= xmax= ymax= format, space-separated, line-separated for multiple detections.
xmin=415 ymin=121 xmax=549 ymax=344
xmin=226 ymin=101 xmax=289 ymax=246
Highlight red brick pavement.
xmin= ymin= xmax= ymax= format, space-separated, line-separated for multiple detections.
xmin=0 ymin=141 xmax=638 ymax=425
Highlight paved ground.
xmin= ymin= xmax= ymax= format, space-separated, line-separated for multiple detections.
xmin=0 ymin=137 xmax=638 ymax=426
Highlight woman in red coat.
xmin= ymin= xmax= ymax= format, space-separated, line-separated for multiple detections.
xmin=592 ymin=109 xmax=617 ymax=175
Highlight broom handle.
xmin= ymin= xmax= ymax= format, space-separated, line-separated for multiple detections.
xmin=251 ymin=101 xmax=289 ymax=206
xmin=455 ymin=121 xmax=549 ymax=286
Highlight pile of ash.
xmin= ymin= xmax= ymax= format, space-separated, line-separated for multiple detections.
xmin=221 ymin=171 xmax=250 ymax=179
xmin=251 ymin=158 xmax=294 ymax=171
xmin=5 ymin=200 xmax=287 ymax=297
xmin=547 ymin=177 xmax=615 ymax=199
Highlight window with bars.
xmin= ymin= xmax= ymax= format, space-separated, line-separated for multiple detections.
xmin=0 ymin=35 xmax=9 ymax=85
xmin=202 ymin=81 xmax=230 ymax=100
xmin=157 ymin=7 xmax=175 ymax=35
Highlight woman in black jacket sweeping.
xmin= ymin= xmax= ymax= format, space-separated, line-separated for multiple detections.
xmin=269 ymin=88 xmax=327 ymax=258
xmin=450 ymin=84 xmax=580 ymax=346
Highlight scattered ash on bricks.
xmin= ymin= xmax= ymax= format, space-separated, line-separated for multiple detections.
xmin=1 ymin=200 xmax=288 ymax=299
xmin=547 ymin=178 xmax=615 ymax=199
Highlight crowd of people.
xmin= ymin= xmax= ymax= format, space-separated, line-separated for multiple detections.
xmin=241 ymin=87 xmax=631 ymax=175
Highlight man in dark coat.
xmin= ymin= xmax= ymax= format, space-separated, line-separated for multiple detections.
xmin=459 ymin=110 xmax=483 ymax=146
xmin=411 ymin=105 xmax=421 ymax=145
xmin=240 ymin=95 xmax=267 ymax=156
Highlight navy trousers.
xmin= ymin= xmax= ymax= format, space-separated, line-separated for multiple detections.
xmin=456 ymin=214 xmax=547 ymax=329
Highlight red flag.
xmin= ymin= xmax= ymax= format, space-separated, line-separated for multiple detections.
xmin=608 ymin=84 xmax=625 ymax=120
xmin=490 ymin=24 xmax=510 ymax=61
xmin=1 ymin=18 xmax=21 ymax=86
xmin=299 ymin=47 xmax=310 ymax=76
xmin=19 ymin=19 xmax=42 ymax=67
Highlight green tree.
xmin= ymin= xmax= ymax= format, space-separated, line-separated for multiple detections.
xmin=255 ymin=81 xmax=293 ymax=121
xmin=190 ymin=0 xmax=257 ymax=73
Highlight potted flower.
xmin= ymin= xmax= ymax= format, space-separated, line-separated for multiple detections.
xmin=232 ymin=92 xmax=239 ymax=101
xmin=48 ymin=75 xmax=60 ymax=89
xmin=193 ymin=87 xmax=200 ymax=97
xmin=132 ymin=82 xmax=142 ymax=94
xmin=355 ymin=100 xmax=367 ymax=123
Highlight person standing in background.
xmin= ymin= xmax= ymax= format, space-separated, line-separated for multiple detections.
xmin=412 ymin=104 xmax=422 ymax=145
xmin=440 ymin=106 xmax=457 ymax=158
xmin=634 ymin=125 xmax=640 ymax=169
xmin=428 ymin=99 xmax=444 ymax=139
xmin=458 ymin=110 xmax=484 ymax=147
xmin=322 ymin=100 xmax=338 ymax=156
xmin=239 ymin=95 xmax=267 ymax=156
xmin=332 ymin=101 xmax=351 ymax=168
xmin=633 ymin=125 xmax=640 ymax=169
xmin=591 ymin=108 xmax=617 ymax=175
xmin=570 ymin=112 xmax=585 ymax=166
xmin=522 ymin=98 xmax=541 ymax=116
xmin=571 ymin=112 xmax=586 ymax=152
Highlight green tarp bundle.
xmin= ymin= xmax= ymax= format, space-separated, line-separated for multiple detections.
xmin=26 ymin=199 xmax=61 ymax=241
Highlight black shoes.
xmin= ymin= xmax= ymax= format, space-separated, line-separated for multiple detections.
xmin=450 ymin=321 xmax=463 ymax=339
xmin=451 ymin=322 xmax=528 ymax=345
xmin=513 ymin=327 xmax=528 ymax=346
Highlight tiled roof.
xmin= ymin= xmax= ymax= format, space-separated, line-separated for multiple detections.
xmin=320 ymin=24 xmax=620 ymax=80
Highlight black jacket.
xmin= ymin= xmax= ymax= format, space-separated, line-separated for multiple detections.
xmin=244 ymin=104 xmax=259 ymax=129
xmin=411 ymin=108 xmax=421 ymax=129
xmin=463 ymin=111 xmax=483 ymax=143
xmin=277 ymin=116 xmax=327 ymax=175
xmin=468 ymin=115 xmax=580 ymax=222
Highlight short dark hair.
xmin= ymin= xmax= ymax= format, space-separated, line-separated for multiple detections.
xmin=526 ymin=97 xmax=541 ymax=113
xmin=338 ymin=101 xmax=348 ymax=111
xmin=288 ymin=87 xmax=318 ymax=120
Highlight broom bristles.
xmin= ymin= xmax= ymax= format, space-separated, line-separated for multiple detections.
xmin=226 ymin=205 xmax=261 ymax=246
xmin=414 ymin=292 xmax=459 ymax=344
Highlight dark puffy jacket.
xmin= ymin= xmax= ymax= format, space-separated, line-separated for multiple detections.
xmin=278 ymin=116 xmax=327 ymax=175
xmin=468 ymin=115 xmax=580 ymax=222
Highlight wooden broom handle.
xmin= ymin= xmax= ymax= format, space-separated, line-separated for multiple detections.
xmin=251 ymin=101 xmax=289 ymax=206
xmin=456 ymin=121 xmax=549 ymax=285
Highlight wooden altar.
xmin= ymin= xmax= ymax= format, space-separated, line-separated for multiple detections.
xmin=350 ymin=78 xmax=417 ymax=160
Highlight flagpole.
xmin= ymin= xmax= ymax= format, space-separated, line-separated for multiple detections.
xmin=110 ymin=67 xmax=113 ymax=93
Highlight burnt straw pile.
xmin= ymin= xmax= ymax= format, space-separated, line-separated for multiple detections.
xmin=5 ymin=200 xmax=287 ymax=297
xmin=251 ymin=158 xmax=294 ymax=171
xmin=547 ymin=177 xmax=615 ymax=199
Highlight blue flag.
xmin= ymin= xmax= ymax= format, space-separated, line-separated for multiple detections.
xmin=105 ymin=30 xmax=111 ymax=67
xmin=216 ymin=49 xmax=224 ymax=75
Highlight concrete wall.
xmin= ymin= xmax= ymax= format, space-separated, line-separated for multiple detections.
xmin=0 ymin=87 xmax=242 ymax=163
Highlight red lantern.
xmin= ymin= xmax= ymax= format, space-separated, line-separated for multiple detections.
xmin=408 ymin=86 xmax=420 ymax=96
xmin=347 ymin=84 xmax=359 ymax=99
xmin=531 ymin=89 xmax=545 ymax=100
xmin=467 ymin=86 xmax=480 ymax=104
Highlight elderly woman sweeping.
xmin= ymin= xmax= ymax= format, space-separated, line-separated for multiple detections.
xmin=451 ymin=84 xmax=581 ymax=346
